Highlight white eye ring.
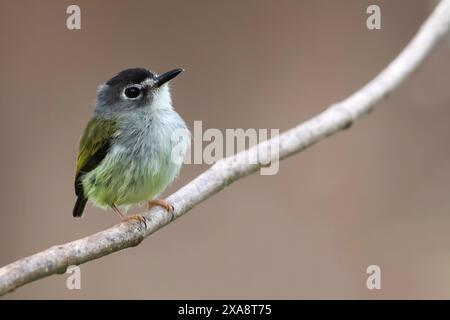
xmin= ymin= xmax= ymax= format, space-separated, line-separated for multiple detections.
xmin=122 ymin=84 xmax=143 ymax=100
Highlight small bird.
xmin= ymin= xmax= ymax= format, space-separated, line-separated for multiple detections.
xmin=73 ymin=67 xmax=190 ymax=222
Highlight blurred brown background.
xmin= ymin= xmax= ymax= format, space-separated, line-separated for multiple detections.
xmin=1 ymin=0 xmax=449 ymax=299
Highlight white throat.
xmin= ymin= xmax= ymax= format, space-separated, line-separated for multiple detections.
xmin=147 ymin=84 xmax=173 ymax=112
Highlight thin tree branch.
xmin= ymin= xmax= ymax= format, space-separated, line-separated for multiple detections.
xmin=1 ymin=0 xmax=449 ymax=296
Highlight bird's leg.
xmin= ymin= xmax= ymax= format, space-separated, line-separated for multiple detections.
xmin=112 ymin=204 xmax=147 ymax=227
xmin=112 ymin=204 xmax=125 ymax=220
xmin=148 ymin=199 xmax=174 ymax=214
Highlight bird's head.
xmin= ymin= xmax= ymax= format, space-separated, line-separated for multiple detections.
xmin=95 ymin=67 xmax=183 ymax=115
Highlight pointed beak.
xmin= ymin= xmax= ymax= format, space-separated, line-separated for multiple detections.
xmin=155 ymin=68 xmax=184 ymax=87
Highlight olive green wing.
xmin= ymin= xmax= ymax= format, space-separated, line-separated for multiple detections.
xmin=73 ymin=117 xmax=117 ymax=217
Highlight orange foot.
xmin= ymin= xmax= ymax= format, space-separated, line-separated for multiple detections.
xmin=112 ymin=205 xmax=147 ymax=228
xmin=148 ymin=199 xmax=174 ymax=214
xmin=121 ymin=214 xmax=147 ymax=227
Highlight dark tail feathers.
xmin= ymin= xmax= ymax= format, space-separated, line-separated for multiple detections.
xmin=73 ymin=196 xmax=88 ymax=217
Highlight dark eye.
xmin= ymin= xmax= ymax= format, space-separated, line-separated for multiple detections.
xmin=124 ymin=86 xmax=141 ymax=99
